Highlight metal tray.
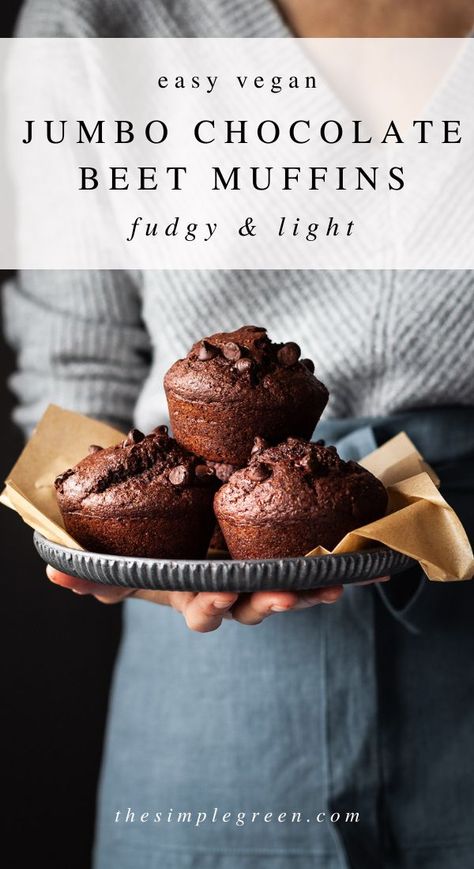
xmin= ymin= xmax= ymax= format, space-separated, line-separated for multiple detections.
xmin=34 ymin=532 xmax=416 ymax=593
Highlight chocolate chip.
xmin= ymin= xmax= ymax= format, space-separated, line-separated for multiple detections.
xmin=222 ymin=341 xmax=242 ymax=361
xmin=153 ymin=424 xmax=169 ymax=436
xmin=54 ymin=469 xmax=74 ymax=488
xmin=277 ymin=342 xmax=301 ymax=367
xmin=299 ymin=454 xmax=316 ymax=474
xmin=169 ymin=465 xmax=190 ymax=486
xmin=212 ymin=463 xmax=235 ymax=483
xmin=301 ymin=358 xmax=315 ymax=373
xmin=251 ymin=436 xmax=269 ymax=455
xmin=195 ymin=463 xmax=215 ymax=480
xmin=88 ymin=444 xmax=103 ymax=454
xmin=247 ymin=463 xmax=272 ymax=482
xmin=315 ymin=439 xmax=325 ymax=446
xmin=124 ymin=428 xmax=145 ymax=446
xmin=198 ymin=340 xmax=219 ymax=361
xmin=235 ymin=357 xmax=254 ymax=374
xmin=327 ymin=445 xmax=338 ymax=453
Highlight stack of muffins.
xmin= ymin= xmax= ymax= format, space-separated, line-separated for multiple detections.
xmin=55 ymin=326 xmax=387 ymax=560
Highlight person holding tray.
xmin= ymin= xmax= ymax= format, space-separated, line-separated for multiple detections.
xmin=4 ymin=1 xmax=474 ymax=868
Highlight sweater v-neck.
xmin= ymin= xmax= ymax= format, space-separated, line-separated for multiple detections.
xmin=218 ymin=0 xmax=474 ymax=39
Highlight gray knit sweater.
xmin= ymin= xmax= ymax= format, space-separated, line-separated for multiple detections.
xmin=4 ymin=0 xmax=474 ymax=435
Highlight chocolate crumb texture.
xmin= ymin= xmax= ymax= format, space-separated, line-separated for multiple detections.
xmin=214 ymin=437 xmax=388 ymax=559
xmin=55 ymin=427 xmax=217 ymax=559
xmin=164 ymin=325 xmax=329 ymax=465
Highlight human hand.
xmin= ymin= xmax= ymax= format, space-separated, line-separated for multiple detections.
xmin=45 ymin=566 xmax=354 ymax=632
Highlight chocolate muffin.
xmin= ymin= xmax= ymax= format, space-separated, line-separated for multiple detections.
xmin=164 ymin=326 xmax=329 ymax=466
xmin=214 ymin=437 xmax=388 ymax=559
xmin=55 ymin=426 xmax=217 ymax=558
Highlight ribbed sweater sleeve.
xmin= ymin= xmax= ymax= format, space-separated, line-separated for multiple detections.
xmin=3 ymin=270 xmax=151 ymax=435
xmin=6 ymin=1 xmax=156 ymax=437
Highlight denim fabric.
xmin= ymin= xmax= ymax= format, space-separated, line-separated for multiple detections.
xmin=94 ymin=408 xmax=474 ymax=869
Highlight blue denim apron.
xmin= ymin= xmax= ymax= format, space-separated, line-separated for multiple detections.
xmin=93 ymin=407 xmax=474 ymax=869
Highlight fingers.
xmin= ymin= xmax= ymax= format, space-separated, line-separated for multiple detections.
xmin=178 ymin=592 xmax=239 ymax=633
xmin=47 ymin=566 xmax=135 ymax=605
xmin=46 ymin=568 xmax=235 ymax=622
xmin=231 ymin=586 xmax=344 ymax=626
xmin=46 ymin=564 xmax=346 ymax=630
xmin=353 ymin=575 xmax=390 ymax=587
xmin=47 ymin=566 xmax=183 ymax=607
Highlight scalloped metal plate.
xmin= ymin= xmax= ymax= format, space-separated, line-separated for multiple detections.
xmin=33 ymin=532 xmax=417 ymax=592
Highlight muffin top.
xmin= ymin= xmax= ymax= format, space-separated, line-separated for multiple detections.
xmin=164 ymin=325 xmax=328 ymax=406
xmin=214 ymin=436 xmax=388 ymax=526
xmin=55 ymin=426 xmax=216 ymax=516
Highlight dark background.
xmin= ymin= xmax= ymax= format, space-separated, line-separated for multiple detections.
xmin=1 ymin=5 xmax=122 ymax=868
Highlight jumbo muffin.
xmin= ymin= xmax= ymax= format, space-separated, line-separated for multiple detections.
xmin=55 ymin=426 xmax=217 ymax=558
xmin=164 ymin=326 xmax=329 ymax=466
xmin=214 ymin=437 xmax=388 ymax=559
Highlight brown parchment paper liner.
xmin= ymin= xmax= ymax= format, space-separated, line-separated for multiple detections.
xmin=0 ymin=405 xmax=123 ymax=549
xmin=1 ymin=405 xmax=473 ymax=582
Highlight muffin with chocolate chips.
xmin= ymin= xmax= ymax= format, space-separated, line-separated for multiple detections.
xmin=214 ymin=436 xmax=388 ymax=559
xmin=54 ymin=426 xmax=217 ymax=558
xmin=164 ymin=326 xmax=329 ymax=466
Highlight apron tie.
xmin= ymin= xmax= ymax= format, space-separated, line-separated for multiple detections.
xmin=317 ymin=422 xmax=425 ymax=633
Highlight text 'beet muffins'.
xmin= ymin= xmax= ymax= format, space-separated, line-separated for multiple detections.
xmin=164 ymin=326 xmax=329 ymax=466
xmin=214 ymin=437 xmax=388 ymax=559
xmin=55 ymin=426 xmax=217 ymax=558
